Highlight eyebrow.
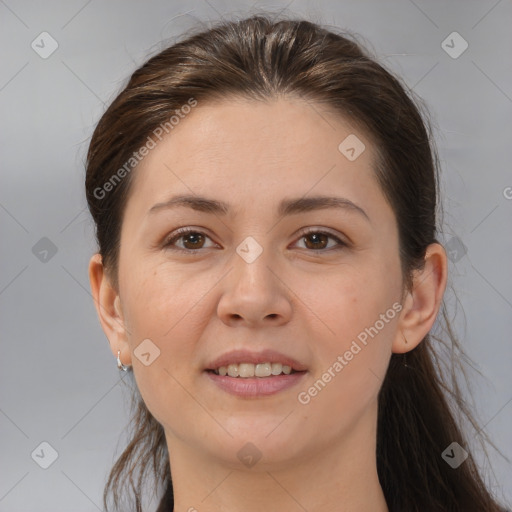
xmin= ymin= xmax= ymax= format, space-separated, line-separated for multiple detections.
xmin=148 ymin=194 xmax=370 ymax=221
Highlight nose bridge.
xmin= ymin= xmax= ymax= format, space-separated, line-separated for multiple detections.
xmin=216 ymin=235 xmax=292 ymax=325
xmin=231 ymin=236 xmax=276 ymax=297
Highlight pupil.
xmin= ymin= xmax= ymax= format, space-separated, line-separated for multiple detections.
xmin=185 ymin=233 xmax=203 ymax=248
xmin=307 ymin=233 xmax=326 ymax=249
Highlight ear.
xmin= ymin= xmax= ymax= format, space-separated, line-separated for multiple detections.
xmin=88 ymin=253 xmax=132 ymax=365
xmin=392 ymin=242 xmax=448 ymax=354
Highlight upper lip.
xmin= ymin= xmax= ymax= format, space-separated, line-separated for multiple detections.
xmin=205 ymin=349 xmax=308 ymax=372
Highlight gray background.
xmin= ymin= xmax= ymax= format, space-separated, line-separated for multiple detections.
xmin=1 ymin=0 xmax=511 ymax=510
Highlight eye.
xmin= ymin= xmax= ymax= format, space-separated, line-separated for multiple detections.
xmin=293 ymin=229 xmax=346 ymax=251
xmin=162 ymin=227 xmax=347 ymax=253
xmin=163 ymin=227 xmax=218 ymax=252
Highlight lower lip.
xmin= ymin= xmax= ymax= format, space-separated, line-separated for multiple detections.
xmin=204 ymin=371 xmax=307 ymax=398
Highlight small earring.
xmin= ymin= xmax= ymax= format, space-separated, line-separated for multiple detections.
xmin=117 ymin=350 xmax=131 ymax=371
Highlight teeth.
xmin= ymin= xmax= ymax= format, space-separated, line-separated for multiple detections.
xmin=255 ymin=362 xmax=271 ymax=377
xmin=271 ymin=363 xmax=283 ymax=375
xmin=239 ymin=363 xmax=255 ymax=378
xmin=214 ymin=362 xmax=295 ymax=377
xmin=227 ymin=364 xmax=238 ymax=377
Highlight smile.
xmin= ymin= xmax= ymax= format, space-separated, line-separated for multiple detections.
xmin=212 ymin=362 xmax=294 ymax=378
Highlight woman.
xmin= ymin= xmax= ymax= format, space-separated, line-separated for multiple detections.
xmin=86 ymin=14 xmax=508 ymax=512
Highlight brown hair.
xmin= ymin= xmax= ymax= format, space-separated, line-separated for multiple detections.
xmin=85 ymin=14 xmax=508 ymax=512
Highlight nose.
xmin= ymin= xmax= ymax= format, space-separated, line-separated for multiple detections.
xmin=216 ymin=246 xmax=293 ymax=328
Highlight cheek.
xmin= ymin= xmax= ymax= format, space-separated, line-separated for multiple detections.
xmin=310 ymin=260 xmax=399 ymax=353
xmin=121 ymin=263 xmax=214 ymax=343
xmin=296 ymin=259 xmax=399 ymax=420
xmin=295 ymin=316 xmax=395 ymax=443
xmin=120 ymin=270 xmax=207 ymax=429
xmin=118 ymin=264 xmax=220 ymax=416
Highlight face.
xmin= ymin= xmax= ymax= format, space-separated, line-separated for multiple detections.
xmin=114 ymin=96 xmax=404 ymax=468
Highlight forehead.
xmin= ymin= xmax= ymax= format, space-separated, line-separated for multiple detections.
xmin=124 ymin=96 xmax=383 ymax=219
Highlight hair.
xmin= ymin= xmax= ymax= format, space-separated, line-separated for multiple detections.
xmin=85 ymin=13 xmax=508 ymax=512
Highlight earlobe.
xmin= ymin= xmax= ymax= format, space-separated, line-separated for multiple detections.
xmin=392 ymin=243 xmax=448 ymax=354
xmin=88 ymin=253 xmax=131 ymax=364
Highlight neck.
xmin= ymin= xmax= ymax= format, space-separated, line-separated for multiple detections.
xmin=165 ymin=404 xmax=389 ymax=512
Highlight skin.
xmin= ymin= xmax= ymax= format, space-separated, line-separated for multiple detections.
xmin=89 ymin=96 xmax=447 ymax=512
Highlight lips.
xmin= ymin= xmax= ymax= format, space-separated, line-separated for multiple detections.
xmin=205 ymin=370 xmax=307 ymax=397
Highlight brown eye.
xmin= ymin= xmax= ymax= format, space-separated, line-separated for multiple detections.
xmin=303 ymin=232 xmax=329 ymax=250
xmin=164 ymin=228 xmax=217 ymax=252
xmin=295 ymin=230 xmax=346 ymax=251
xmin=181 ymin=232 xmax=205 ymax=249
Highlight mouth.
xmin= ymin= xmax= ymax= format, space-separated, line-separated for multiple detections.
xmin=204 ymin=350 xmax=308 ymax=398
xmin=208 ymin=362 xmax=300 ymax=378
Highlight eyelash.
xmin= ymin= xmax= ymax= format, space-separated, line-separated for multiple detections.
xmin=162 ymin=227 xmax=347 ymax=254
